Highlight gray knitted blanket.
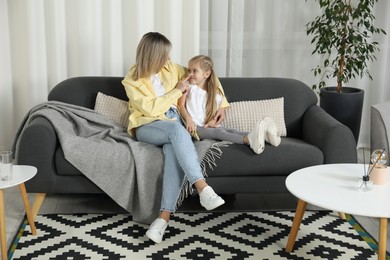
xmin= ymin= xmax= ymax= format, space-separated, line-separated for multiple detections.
xmin=13 ymin=101 xmax=223 ymax=224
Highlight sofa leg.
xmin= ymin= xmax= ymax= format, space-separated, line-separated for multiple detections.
xmin=32 ymin=193 xmax=46 ymax=220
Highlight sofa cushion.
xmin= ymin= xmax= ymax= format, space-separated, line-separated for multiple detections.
xmin=208 ymin=138 xmax=323 ymax=177
xmin=94 ymin=92 xmax=130 ymax=128
xmin=223 ymin=98 xmax=287 ymax=136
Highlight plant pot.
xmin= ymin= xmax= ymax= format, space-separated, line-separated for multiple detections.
xmin=319 ymin=87 xmax=364 ymax=142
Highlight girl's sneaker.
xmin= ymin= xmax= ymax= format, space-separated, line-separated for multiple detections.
xmin=263 ymin=117 xmax=281 ymax=146
xmin=247 ymin=119 xmax=266 ymax=154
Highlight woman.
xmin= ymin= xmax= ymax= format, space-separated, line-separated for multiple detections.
xmin=122 ymin=32 xmax=227 ymax=244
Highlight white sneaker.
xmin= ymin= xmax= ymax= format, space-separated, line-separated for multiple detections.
xmin=263 ymin=117 xmax=281 ymax=147
xmin=146 ymin=218 xmax=168 ymax=244
xmin=199 ymin=186 xmax=225 ymax=210
xmin=247 ymin=119 xmax=266 ymax=154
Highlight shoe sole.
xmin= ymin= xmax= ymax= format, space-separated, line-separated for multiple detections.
xmin=267 ymin=130 xmax=281 ymax=146
xmin=263 ymin=117 xmax=281 ymax=147
xmin=255 ymin=120 xmax=266 ymax=154
xmin=248 ymin=121 xmax=261 ymax=153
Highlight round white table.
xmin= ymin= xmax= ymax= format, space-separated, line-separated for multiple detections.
xmin=0 ymin=165 xmax=37 ymax=260
xmin=284 ymin=163 xmax=389 ymax=260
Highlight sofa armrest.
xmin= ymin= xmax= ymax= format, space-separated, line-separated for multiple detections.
xmin=16 ymin=116 xmax=58 ymax=192
xmin=302 ymin=105 xmax=357 ymax=164
xmin=371 ymin=105 xmax=390 ymax=155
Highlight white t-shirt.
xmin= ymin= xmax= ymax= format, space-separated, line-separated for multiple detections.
xmin=186 ymin=84 xmax=222 ymax=126
xmin=151 ymin=74 xmax=165 ymax=97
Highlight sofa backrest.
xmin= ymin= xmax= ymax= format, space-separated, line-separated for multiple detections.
xmin=48 ymin=77 xmax=126 ymax=109
xmin=48 ymin=76 xmax=317 ymax=137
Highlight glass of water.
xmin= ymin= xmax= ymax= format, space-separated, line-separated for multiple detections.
xmin=0 ymin=151 xmax=13 ymax=182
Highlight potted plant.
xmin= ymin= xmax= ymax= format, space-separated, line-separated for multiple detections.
xmin=306 ymin=0 xmax=386 ymax=141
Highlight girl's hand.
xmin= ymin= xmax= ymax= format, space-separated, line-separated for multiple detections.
xmin=205 ymin=118 xmax=218 ymax=128
xmin=186 ymin=119 xmax=196 ymax=133
xmin=176 ymin=75 xmax=191 ymax=94
xmin=214 ymin=107 xmax=226 ymax=125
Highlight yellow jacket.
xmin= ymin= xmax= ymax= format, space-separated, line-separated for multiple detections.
xmin=122 ymin=61 xmax=229 ymax=136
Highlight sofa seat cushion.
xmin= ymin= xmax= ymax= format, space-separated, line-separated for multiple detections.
xmin=55 ymin=138 xmax=323 ymax=177
xmin=208 ymin=138 xmax=323 ymax=177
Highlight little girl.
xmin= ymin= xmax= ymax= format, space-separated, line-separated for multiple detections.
xmin=178 ymin=55 xmax=280 ymax=154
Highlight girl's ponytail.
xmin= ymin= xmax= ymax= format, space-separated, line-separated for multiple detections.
xmin=205 ymin=68 xmax=218 ymax=124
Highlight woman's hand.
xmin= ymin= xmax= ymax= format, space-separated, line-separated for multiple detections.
xmin=176 ymin=75 xmax=191 ymax=94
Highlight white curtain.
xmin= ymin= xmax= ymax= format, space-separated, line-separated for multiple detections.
xmin=200 ymin=0 xmax=390 ymax=149
xmin=1 ymin=0 xmax=389 ymax=150
xmin=0 ymin=0 xmax=200 ymax=150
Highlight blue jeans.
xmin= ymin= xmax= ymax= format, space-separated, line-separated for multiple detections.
xmin=135 ymin=108 xmax=204 ymax=213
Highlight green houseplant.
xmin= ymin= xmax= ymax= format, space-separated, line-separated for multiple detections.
xmin=306 ymin=0 xmax=386 ymax=141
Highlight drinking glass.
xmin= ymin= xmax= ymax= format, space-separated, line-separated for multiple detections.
xmin=0 ymin=151 xmax=13 ymax=182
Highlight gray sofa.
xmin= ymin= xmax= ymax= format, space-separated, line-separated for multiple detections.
xmin=15 ymin=77 xmax=357 ymax=196
xmin=371 ymin=101 xmax=390 ymax=165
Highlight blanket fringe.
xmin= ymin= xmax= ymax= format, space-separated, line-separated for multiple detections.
xmin=176 ymin=141 xmax=230 ymax=208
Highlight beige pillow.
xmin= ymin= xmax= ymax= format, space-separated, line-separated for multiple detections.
xmin=94 ymin=92 xmax=130 ymax=128
xmin=222 ymin=97 xmax=287 ymax=136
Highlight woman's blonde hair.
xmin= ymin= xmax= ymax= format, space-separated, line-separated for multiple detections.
xmin=189 ymin=55 xmax=219 ymax=124
xmin=132 ymin=32 xmax=172 ymax=80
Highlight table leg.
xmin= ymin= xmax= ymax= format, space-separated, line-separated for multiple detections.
xmin=19 ymin=184 xmax=37 ymax=235
xmin=378 ymin=218 xmax=387 ymax=260
xmin=285 ymin=199 xmax=307 ymax=253
xmin=0 ymin=190 xmax=7 ymax=260
xmin=31 ymin=193 xmax=46 ymax=220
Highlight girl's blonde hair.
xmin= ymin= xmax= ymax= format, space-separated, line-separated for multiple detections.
xmin=189 ymin=55 xmax=219 ymax=124
xmin=132 ymin=32 xmax=172 ymax=80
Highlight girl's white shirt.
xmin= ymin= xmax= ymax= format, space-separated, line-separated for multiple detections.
xmin=186 ymin=84 xmax=222 ymax=127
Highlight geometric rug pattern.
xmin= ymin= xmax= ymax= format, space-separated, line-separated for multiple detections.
xmin=10 ymin=211 xmax=384 ymax=259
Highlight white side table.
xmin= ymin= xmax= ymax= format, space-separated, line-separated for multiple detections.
xmin=285 ymin=164 xmax=390 ymax=260
xmin=0 ymin=165 xmax=37 ymax=260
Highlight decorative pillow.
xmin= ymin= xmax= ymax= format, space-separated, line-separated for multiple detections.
xmin=94 ymin=92 xmax=130 ymax=128
xmin=222 ymin=97 xmax=287 ymax=136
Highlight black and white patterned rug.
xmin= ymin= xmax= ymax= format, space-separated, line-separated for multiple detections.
xmin=10 ymin=211 xmax=385 ymax=259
